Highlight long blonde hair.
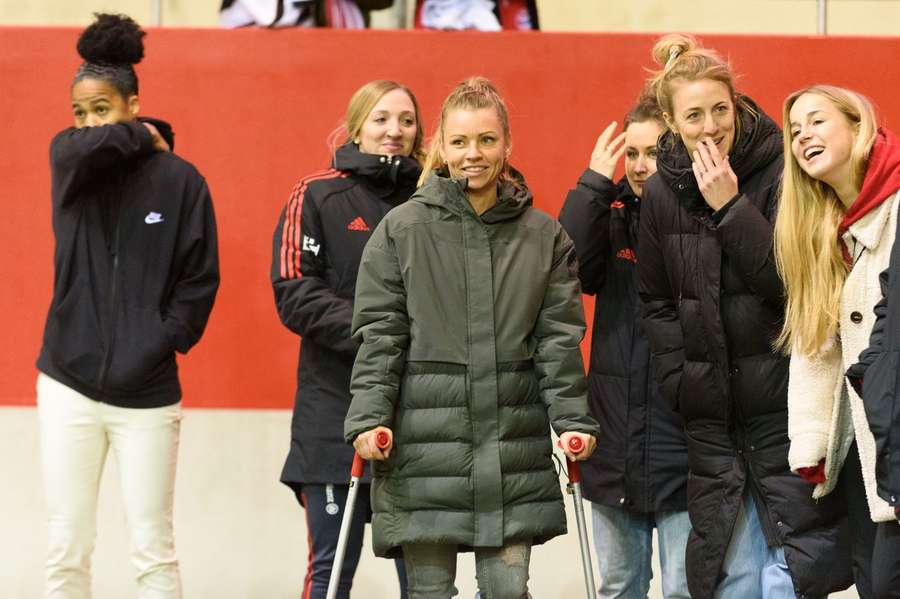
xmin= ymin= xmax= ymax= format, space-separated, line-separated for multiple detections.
xmin=417 ymin=76 xmax=513 ymax=188
xmin=329 ymin=79 xmax=425 ymax=163
xmin=774 ymin=85 xmax=878 ymax=356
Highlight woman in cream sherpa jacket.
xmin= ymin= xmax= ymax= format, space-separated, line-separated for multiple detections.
xmin=785 ymin=196 xmax=898 ymax=522
xmin=775 ymin=85 xmax=900 ymax=599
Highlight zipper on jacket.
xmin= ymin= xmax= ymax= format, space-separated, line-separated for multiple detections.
xmin=732 ymin=389 xmax=779 ymax=544
xmin=96 ymin=212 xmax=122 ymax=392
xmin=741 ymin=447 xmax=779 ymax=543
xmin=642 ymin=357 xmax=654 ymax=512
xmin=622 ymin=300 xmax=636 ymax=510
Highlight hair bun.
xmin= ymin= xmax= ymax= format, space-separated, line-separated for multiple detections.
xmin=77 ymin=13 xmax=145 ymax=66
xmin=651 ymin=33 xmax=697 ymax=69
xmin=460 ymin=76 xmax=500 ymax=96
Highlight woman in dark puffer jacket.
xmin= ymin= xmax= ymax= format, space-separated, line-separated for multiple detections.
xmin=637 ymin=34 xmax=852 ymax=599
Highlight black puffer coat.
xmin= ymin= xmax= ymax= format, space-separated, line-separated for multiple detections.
xmin=849 ymin=208 xmax=900 ymax=512
xmin=559 ymin=171 xmax=688 ymax=513
xmin=637 ymin=98 xmax=852 ymax=599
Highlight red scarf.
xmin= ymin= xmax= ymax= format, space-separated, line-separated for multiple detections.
xmin=838 ymin=128 xmax=900 ymax=264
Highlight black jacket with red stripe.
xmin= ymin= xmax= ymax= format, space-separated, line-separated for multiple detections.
xmin=37 ymin=118 xmax=219 ymax=408
xmin=271 ymin=143 xmax=421 ymax=487
xmin=559 ymin=170 xmax=688 ymax=513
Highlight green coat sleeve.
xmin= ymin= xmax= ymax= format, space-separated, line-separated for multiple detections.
xmin=344 ymin=222 xmax=409 ymax=443
xmin=533 ymin=224 xmax=600 ymax=437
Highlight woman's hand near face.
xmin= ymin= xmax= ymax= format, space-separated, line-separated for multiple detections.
xmin=692 ymin=137 xmax=738 ymax=210
xmin=353 ymin=426 xmax=393 ymax=461
xmin=143 ymin=122 xmax=171 ymax=153
xmin=558 ymin=431 xmax=597 ymax=461
xmin=589 ymin=121 xmax=627 ymax=180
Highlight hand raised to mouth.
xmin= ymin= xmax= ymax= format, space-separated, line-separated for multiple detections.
xmin=692 ymin=138 xmax=738 ymax=211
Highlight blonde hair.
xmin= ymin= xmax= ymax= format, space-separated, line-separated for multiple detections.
xmin=417 ymin=76 xmax=513 ymax=188
xmin=647 ymin=34 xmax=754 ymax=138
xmin=330 ymin=80 xmax=425 ymax=163
xmin=774 ymin=85 xmax=878 ymax=356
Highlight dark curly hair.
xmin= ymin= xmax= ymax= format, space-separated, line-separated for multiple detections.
xmin=73 ymin=13 xmax=146 ymax=98
xmin=624 ymin=86 xmax=664 ymax=130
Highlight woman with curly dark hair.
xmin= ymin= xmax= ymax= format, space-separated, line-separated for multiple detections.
xmin=36 ymin=14 xmax=219 ymax=598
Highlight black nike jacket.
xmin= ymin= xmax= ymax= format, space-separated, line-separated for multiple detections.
xmin=37 ymin=118 xmax=219 ymax=408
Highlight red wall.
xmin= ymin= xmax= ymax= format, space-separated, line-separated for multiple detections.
xmin=3 ymin=27 xmax=900 ymax=408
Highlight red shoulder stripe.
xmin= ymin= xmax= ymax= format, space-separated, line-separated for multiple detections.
xmin=279 ymin=169 xmax=345 ymax=279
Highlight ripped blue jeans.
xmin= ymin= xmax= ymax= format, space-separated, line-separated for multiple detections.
xmin=402 ymin=542 xmax=531 ymax=599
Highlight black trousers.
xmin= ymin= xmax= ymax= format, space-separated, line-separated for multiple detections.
xmin=297 ymin=483 xmax=408 ymax=599
xmin=874 ymin=519 xmax=900 ymax=599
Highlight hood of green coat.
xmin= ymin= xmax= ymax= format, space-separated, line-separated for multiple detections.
xmin=413 ymin=168 xmax=533 ymax=223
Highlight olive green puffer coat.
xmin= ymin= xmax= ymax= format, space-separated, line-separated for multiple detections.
xmin=345 ymin=171 xmax=599 ymax=557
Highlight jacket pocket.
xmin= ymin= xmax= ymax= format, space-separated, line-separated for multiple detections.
xmin=498 ymin=365 xmax=548 ymax=442
xmin=497 ymin=361 xmax=540 ymax=407
xmin=588 ymin=373 xmax=629 ymax=455
xmin=394 ymin=363 xmax=470 ymax=448
xmin=104 ymin=306 xmax=175 ymax=391
xmin=46 ymin=280 xmax=103 ymax=385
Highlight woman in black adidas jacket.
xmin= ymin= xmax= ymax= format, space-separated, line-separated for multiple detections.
xmin=36 ymin=15 xmax=219 ymax=598
xmin=559 ymin=94 xmax=690 ymax=598
xmin=270 ymin=80 xmax=423 ymax=599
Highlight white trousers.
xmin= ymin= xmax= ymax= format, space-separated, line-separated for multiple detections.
xmin=37 ymin=373 xmax=183 ymax=599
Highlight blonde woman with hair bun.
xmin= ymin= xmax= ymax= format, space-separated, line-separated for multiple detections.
xmin=637 ymin=34 xmax=852 ymax=598
xmin=345 ymin=76 xmax=599 ymax=598
xmin=776 ymin=84 xmax=900 ymax=599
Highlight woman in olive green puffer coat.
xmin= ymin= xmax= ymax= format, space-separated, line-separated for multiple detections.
xmin=344 ymin=77 xmax=599 ymax=597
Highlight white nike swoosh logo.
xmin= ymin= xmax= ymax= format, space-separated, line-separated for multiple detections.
xmin=145 ymin=212 xmax=164 ymax=224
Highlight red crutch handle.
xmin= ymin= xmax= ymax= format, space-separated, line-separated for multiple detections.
xmin=351 ymin=430 xmax=393 ymax=478
xmin=568 ymin=436 xmax=585 ymax=453
xmin=566 ymin=436 xmax=583 ymax=484
xmin=351 ymin=452 xmax=366 ymax=478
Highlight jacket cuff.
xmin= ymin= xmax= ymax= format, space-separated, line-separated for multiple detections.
xmin=846 ymin=373 xmax=864 ymax=397
xmin=788 ymin=433 xmax=829 ymax=472
xmin=710 ymin=193 xmax=743 ymax=224
xmin=577 ymin=168 xmax=616 ymax=197
xmin=162 ymin=318 xmax=193 ymax=354
xmin=344 ymin=417 xmax=391 ymax=444
xmin=344 ymin=396 xmax=395 ymax=443
xmin=550 ymin=414 xmax=601 ymax=438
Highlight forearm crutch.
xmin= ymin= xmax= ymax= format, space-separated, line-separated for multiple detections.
xmin=566 ymin=436 xmax=597 ymax=599
xmin=325 ymin=430 xmax=391 ymax=599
